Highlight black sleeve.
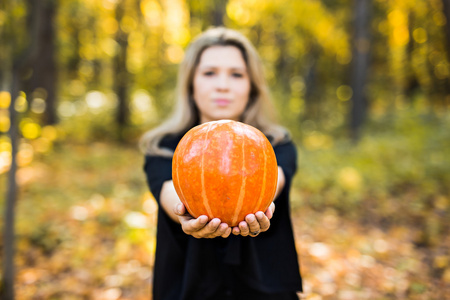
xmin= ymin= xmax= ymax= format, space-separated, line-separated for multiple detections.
xmin=143 ymin=155 xmax=173 ymax=203
xmin=274 ymin=140 xmax=298 ymax=187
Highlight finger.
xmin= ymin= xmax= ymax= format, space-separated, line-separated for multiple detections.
xmin=221 ymin=227 xmax=232 ymax=238
xmin=239 ymin=220 xmax=250 ymax=236
xmin=245 ymin=214 xmax=260 ymax=235
xmin=197 ymin=218 xmax=221 ymax=236
xmin=255 ymin=211 xmax=270 ymax=232
xmin=189 ymin=218 xmax=221 ymax=238
xmin=182 ymin=215 xmax=208 ymax=233
xmin=214 ymin=223 xmax=230 ymax=238
xmin=232 ymin=226 xmax=241 ymax=235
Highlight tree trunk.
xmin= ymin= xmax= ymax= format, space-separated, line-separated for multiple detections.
xmin=114 ymin=1 xmax=130 ymax=137
xmin=27 ymin=0 xmax=58 ymax=125
xmin=405 ymin=10 xmax=419 ymax=100
xmin=212 ymin=0 xmax=226 ymax=26
xmin=1 ymin=0 xmax=43 ymax=298
xmin=275 ymin=32 xmax=290 ymax=93
xmin=441 ymin=0 xmax=450 ymax=63
xmin=303 ymin=48 xmax=320 ymax=121
xmin=440 ymin=0 xmax=450 ymax=106
xmin=349 ymin=0 xmax=371 ymax=141
xmin=2 ymin=69 xmax=20 ymax=300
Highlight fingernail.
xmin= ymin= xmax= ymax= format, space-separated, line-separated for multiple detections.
xmin=248 ymin=215 xmax=255 ymax=222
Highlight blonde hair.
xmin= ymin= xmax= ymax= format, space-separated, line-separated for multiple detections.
xmin=140 ymin=27 xmax=289 ymax=156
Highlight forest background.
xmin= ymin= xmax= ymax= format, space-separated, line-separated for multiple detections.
xmin=1 ymin=0 xmax=449 ymax=299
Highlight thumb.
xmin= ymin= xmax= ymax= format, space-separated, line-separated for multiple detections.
xmin=266 ymin=202 xmax=275 ymax=219
xmin=174 ymin=203 xmax=185 ymax=216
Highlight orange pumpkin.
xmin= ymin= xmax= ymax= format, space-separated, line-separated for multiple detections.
xmin=172 ymin=120 xmax=278 ymax=227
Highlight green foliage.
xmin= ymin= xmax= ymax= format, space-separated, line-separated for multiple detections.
xmin=296 ymin=110 xmax=449 ymax=203
xmin=294 ymin=109 xmax=450 ymax=250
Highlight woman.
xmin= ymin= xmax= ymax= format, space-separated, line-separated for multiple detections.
xmin=141 ymin=27 xmax=302 ymax=300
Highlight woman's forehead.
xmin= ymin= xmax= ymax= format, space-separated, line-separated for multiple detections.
xmin=197 ymin=46 xmax=247 ymax=69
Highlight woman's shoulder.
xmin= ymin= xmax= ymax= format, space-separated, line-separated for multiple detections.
xmin=271 ymin=133 xmax=295 ymax=149
xmin=273 ymin=137 xmax=297 ymax=159
xmin=157 ymin=132 xmax=187 ymax=152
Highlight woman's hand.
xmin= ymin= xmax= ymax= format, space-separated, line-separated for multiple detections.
xmin=232 ymin=202 xmax=275 ymax=237
xmin=174 ymin=203 xmax=232 ymax=239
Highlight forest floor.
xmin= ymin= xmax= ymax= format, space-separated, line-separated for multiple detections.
xmin=1 ymin=137 xmax=449 ymax=300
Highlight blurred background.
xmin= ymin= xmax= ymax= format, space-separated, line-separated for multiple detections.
xmin=0 ymin=0 xmax=449 ymax=299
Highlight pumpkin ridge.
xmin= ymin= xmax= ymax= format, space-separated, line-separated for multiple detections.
xmin=231 ymin=127 xmax=247 ymax=226
xmin=175 ymin=142 xmax=190 ymax=213
xmin=201 ymin=123 xmax=214 ymax=218
xmin=255 ymin=141 xmax=267 ymax=211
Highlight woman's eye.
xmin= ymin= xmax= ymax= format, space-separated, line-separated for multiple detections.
xmin=204 ymin=71 xmax=215 ymax=76
xmin=232 ymin=73 xmax=243 ymax=78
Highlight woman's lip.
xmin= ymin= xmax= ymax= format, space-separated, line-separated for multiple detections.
xmin=214 ymin=99 xmax=231 ymax=106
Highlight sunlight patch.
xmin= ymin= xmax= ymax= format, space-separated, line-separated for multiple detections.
xmin=71 ymin=206 xmax=89 ymax=221
xmin=124 ymin=211 xmax=148 ymax=229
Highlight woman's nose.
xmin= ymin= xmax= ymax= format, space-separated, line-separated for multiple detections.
xmin=216 ymin=73 xmax=229 ymax=91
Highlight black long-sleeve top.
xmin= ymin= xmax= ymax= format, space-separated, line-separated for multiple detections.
xmin=143 ymin=133 xmax=302 ymax=300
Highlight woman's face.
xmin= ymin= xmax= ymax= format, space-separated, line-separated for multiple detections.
xmin=192 ymin=46 xmax=251 ymax=124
